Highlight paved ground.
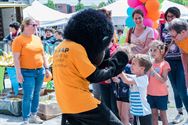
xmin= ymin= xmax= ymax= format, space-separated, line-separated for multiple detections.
xmin=0 ymin=83 xmax=187 ymax=125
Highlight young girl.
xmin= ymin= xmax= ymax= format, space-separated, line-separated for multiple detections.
xmin=118 ymin=54 xmax=152 ymax=125
xmin=112 ymin=65 xmax=131 ymax=125
xmin=147 ymin=40 xmax=171 ymax=125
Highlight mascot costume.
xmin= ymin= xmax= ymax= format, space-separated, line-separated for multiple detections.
xmin=53 ymin=8 xmax=128 ymax=125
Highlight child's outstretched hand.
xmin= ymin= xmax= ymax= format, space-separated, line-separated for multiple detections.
xmin=112 ymin=77 xmax=120 ymax=83
xmin=117 ymin=72 xmax=125 ymax=79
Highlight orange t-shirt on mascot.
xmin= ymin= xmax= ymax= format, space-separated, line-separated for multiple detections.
xmin=53 ymin=40 xmax=100 ymax=114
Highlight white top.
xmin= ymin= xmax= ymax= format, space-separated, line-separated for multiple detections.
xmin=130 ymin=27 xmax=154 ymax=54
xmin=129 ymin=75 xmax=151 ymax=116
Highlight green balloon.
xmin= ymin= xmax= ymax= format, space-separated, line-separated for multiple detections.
xmin=119 ymin=35 xmax=126 ymax=46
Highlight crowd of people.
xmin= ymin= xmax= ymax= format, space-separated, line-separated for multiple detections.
xmin=1 ymin=6 xmax=188 ymax=125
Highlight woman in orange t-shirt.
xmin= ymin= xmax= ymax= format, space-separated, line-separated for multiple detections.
xmin=168 ymin=19 xmax=188 ymax=97
xmin=12 ymin=17 xmax=51 ymax=125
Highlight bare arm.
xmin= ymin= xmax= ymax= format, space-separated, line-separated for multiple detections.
xmin=141 ymin=38 xmax=153 ymax=54
xmin=118 ymin=72 xmax=136 ymax=85
xmin=42 ymin=51 xmax=51 ymax=78
xmin=150 ymin=67 xmax=169 ymax=83
xmin=13 ymin=52 xmax=23 ymax=83
xmin=42 ymin=51 xmax=49 ymax=69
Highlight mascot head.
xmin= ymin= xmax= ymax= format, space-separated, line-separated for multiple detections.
xmin=63 ymin=8 xmax=114 ymax=66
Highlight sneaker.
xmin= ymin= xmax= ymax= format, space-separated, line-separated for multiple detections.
xmin=183 ymin=119 xmax=188 ymax=125
xmin=20 ymin=121 xmax=29 ymax=125
xmin=29 ymin=115 xmax=43 ymax=124
xmin=173 ymin=114 xmax=184 ymax=124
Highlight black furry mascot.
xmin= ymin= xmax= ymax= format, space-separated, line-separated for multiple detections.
xmin=53 ymin=8 xmax=128 ymax=125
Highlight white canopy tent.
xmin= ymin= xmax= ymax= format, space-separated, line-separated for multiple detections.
xmin=102 ymin=0 xmax=188 ymax=25
xmin=102 ymin=0 xmax=128 ymax=25
xmin=23 ymin=1 xmax=69 ymax=27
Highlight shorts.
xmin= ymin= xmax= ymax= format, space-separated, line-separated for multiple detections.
xmin=147 ymin=95 xmax=168 ymax=111
xmin=112 ymin=80 xmax=129 ymax=103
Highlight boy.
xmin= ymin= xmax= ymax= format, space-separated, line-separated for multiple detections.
xmin=118 ymin=54 xmax=152 ymax=125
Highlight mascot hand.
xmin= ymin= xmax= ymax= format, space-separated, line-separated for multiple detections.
xmin=86 ymin=51 xmax=128 ymax=83
xmin=110 ymin=51 xmax=128 ymax=76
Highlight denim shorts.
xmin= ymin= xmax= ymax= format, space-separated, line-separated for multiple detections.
xmin=112 ymin=81 xmax=129 ymax=102
xmin=147 ymin=95 xmax=168 ymax=111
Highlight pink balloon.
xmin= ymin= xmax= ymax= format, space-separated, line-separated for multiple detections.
xmin=128 ymin=0 xmax=142 ymax=8
xmin=135 ymin=5 xmax=147 ymax=17
xmin=143 ymin=18 xmax=153 ymax=27
xmin=154 ymin=29 xmax=159 ymax=40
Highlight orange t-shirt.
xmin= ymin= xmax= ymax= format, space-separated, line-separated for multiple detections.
xmin=176 ymin=37 xmax=188 ymax=54
xmin=12 ymin=34 xmax=44 ymax=69
xmin=148 ymin=60 xmax=171 ymax=96
xmin=53 ymin=40 xmax=100 ymax=114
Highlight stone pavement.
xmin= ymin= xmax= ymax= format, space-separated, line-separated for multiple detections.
xmin=0 ymin=83 xmax=187 ymax=125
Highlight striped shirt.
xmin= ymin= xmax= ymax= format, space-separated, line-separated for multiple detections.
xmin=129 ymin=75 xmax=151 ymax=116
xmin=162 ymin=28 xmax=181 ymax=60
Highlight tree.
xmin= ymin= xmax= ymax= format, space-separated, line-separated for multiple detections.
xmin=107 ymin=0 xmax=116 ymax=4
xmin=45 ymin=0 xmax=55 ymax=9
xmin=75 ymin=2 xmax=84 ymax=11
xmin=98 ymin=2 xmax=106 ymax=8
xmin=169 ymin=0 xmax=188 ymax=5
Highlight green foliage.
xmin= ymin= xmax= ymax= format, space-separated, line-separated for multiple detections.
xmin=98 ymin=2 xmax=106 ymax=8
xmin=75 ymin=3 xmax=85 ymax=11
xmin=98 ymin=0 xmax=116 ymax=8
xmin=107 ymin=0 xmax=116 ymax=4
xmin=169 ymin=0 xmax=188 ymax=5
xmin=46 ymin=0 xmax=55 ymax=9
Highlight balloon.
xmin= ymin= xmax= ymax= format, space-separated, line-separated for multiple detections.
xmin=127 ymin=7 xmax=134 ymax=16
xmin=147 ymin=11 xmax=160 ymax=21
xmin=153 ymin=21 xmax=159 ymax=29
xmin=127 ymin=0 xmax=142 ymax=8
xmin=153 ymin=29 xmax=159 ymax=40
xmin=44 ymin=72 xmax=52 ymax=82
xmin=126 ymin=16 xmax=136 ymax=28
xmin=145 ymin=0 xmax=160 ymax=12
xmin=139 ymin=0 xmax=148 ymax=3
xmin=135 ymin=5 xmax=147 ymax=17
xmin=119 ymin=34 xmax=126 ymax=46
xmin=143 ymin=18 xmax=153 ymax=27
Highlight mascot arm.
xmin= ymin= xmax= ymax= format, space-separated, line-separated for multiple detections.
xmin=86 ymin=51 xmax=128 ymax=83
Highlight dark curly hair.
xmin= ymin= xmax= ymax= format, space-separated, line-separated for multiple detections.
xmin=9 ymin=21 xmax=20 ymax=31
xmin=63 ymin=8 xmax=114 ymax=65
xmin=164 ymin=7 xmax=181 ymax=21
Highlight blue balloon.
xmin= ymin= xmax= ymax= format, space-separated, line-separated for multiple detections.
xmin=127 ymin=7 xmax=134 ymax=16
xmin=125 ymin=16 xmax=136 ymax=28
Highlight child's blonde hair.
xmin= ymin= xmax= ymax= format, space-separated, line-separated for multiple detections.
xmin=149 ymin=40 xmax=168 ymax=57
